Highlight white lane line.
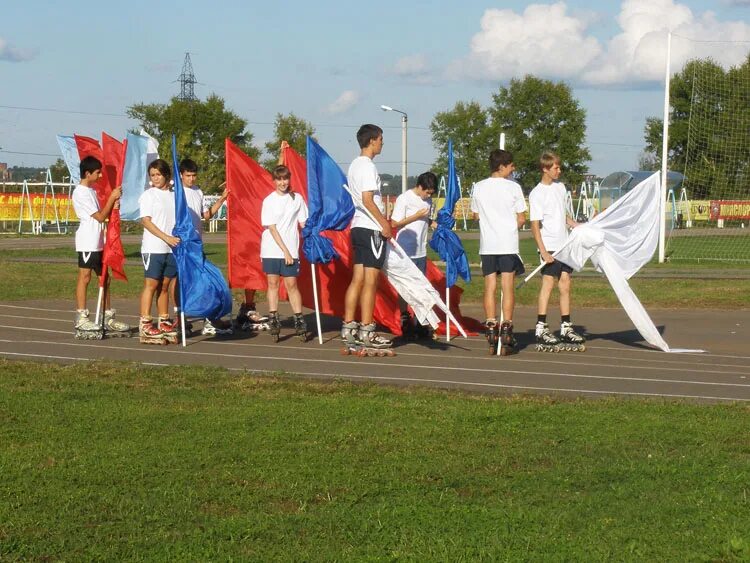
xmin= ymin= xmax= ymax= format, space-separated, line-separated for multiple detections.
xmin=1 ymin=338 xmax=749 ymax=391
xmin=0 ymin=351 xmax=92 ymax=362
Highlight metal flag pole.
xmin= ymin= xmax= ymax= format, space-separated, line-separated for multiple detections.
xmin=311 ymin=263 xmax=324 ymax=345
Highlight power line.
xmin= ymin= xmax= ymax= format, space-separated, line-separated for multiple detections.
xmin=0 ymin=104 xmax=127 ymax=118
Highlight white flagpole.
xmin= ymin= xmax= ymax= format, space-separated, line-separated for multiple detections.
xmin=94 ymin=286 xmax=105 ymax=326
xmin=311 ymin=263 xmax=324 ymax=345
xmin=180 ymin=311 xmax=187 ymax=347
xmin=445 ymin=287 xmax=451 ymax=343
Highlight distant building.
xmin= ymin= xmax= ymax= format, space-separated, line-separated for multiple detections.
xmin=0 ymin=163 xmax=9 ymax=181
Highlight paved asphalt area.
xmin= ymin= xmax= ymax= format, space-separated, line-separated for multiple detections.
xmin=0 ymin=299 xmax=748 ymax=403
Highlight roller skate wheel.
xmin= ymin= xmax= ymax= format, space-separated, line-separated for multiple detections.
xmin=578 ymin=344 xmax=586 ymax=352
xmin=385 ymin=349 xmax=396 ymax=357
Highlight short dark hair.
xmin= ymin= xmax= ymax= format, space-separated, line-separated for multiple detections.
xmin=416 ymin=171 xmax=438 ymax=192
xmin=356 ymin=124 xmax=383 ymax=149
xmin=79 ymin=156 xmax=102 ymax=178
xmin=148 ymin=158 xmax=172 ymax=181
xmin=179 ymin=158 xmax=198 ymax=174
xmin=489 ymin=149 xmax=513 ymax=173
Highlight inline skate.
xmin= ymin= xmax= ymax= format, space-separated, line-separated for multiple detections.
xmin=499 ymin=320 xmax=517 ymax=356
xmin=485 ymin=319 xmax=498 ymax=355
xmin=74 ymin=309 xmax=103 ymax=340
xmin=104 ymin=309 xmax=131 ymax=338
xmin=294 ymin=313 xmax=308 ymax=342
xmin=559 ymin=321 xmax=586 ymax=352
xmin=535 ymin=321 xmax=560 ymax=353
xmin=139 ymin=316 xmax=165 ymax=345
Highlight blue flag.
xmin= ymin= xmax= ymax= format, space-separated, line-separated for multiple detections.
xmin=56 ymin=135 xmax=81 ymax=185
xmin=301 ymin=136 xmax=355 ymax=264
xmin=120 ymin=133 xmax=150 ymax=221
xmin=429 ymin=139 xmax=471 ymax=288
xmin=171 ymin=136 xmax=232 ymax=319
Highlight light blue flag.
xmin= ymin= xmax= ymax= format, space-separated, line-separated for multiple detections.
xmin=120 ymin=132 xmax=150 ymax=221
xmin=56 ymin=135 xmax=81 ymax=185
xmin=171 ymin=136 xmax=232 ymax=319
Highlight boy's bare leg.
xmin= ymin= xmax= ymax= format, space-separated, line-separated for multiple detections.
xmin=500 ymin=272 xmax=515 ymax=321
xmin=283 ymin=276 xmax=303 ymax=314
xmin=360 ymin=267 xmax=380 ymax=325
xmin=344 ymin=264 xmax=365 ymax=322
xmin=266 ymin=274 xmax=280 ymax=311
xmin=76 ymin=268 xmax=93 ymax=310
xmin=483 ymin=273 xmax=497 ymax=320
xmin=140 ymin=279 xmax=161 ymax=317
xmin=157 ymin=277 xmax=173 ymax=318
xmin=558 ymin=272 xmax=572 ymax=317
xmin=537 ymin=275 xmax=556 ymax=316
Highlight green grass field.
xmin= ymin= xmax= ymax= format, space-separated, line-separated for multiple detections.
xmin=1 ymin=360 xmax=749 ymax=561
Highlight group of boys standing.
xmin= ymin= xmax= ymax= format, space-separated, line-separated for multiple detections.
xmin=72 ymin=123 xmax=584 ymax=354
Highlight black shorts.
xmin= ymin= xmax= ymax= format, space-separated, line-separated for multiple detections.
xmin=77 ymin=250 xmax=103 ymax=275
xmin=481 ymin=254 xmax=525 ymax=277
xmin=540 ymin=252 xmax=574 ymax=278
xmin=351 ymin=227 xmax=386 ymax=269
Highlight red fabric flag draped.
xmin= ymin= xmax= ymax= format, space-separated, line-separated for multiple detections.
xmin=74 ymin=135 xmax=109 ymax=207
xmin=225 ymin=139 xmax=274 ymax=290
xmin=101 ymin=133 xmax=128 ymax=282
xmin=282 ymin=146 xmax=481 ymax=336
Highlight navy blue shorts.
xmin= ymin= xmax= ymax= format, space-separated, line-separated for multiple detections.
xmin=262 ymin=257 xmax=300 ymax=277
xmin=351 ymin=227 xmax=386 ymax=269
xmin=77 ymin=250 xmax=103 ymax=276
xmin=539 ymin=252 xmax=574 ymax=278
xmin=481 ymin=254 xmax=525 ymax=277
xmin=142 ymin=253 xmax=177 ymax=280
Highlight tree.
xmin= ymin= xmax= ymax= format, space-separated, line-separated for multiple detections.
xmin=637 ymin=150 xmax=660 ymax=171
xmin=643 ymin=56 xmax=750 ymax=199
xmin=127 ymin=94 xmax=259 ymax=192
xmin=488 ymin=76 xmax=590 ymax=191
xmin=262 ymin=113 xmax=316 ymax=170
xmin=49 ymin=158 xmax=69 ymax=182
xmin=430 ymin=101 xmax=495 ymax=187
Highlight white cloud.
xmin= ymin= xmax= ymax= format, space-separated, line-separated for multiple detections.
xmin=0 ymin=37 xmax=35 ymax=62
xmin=391 ymin=54 xmax=433 ymax=83
xmin=325 ymin=90 xmax=360 ymax=114
xmin=448 ymin=2 xmax=601 ymax=82
xmin=584 ymin=0 xmax=750 ymax=84
xmin=450 ymin=0 xmax=750 ymax=86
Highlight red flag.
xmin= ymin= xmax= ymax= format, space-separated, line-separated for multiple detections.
xmin=74 ymin=135 xmax=110 ymax=207
xmin=101 ymin=133 xmax=128 ymax=282
xmin=225 ymin=139 xmax=274 ymax=290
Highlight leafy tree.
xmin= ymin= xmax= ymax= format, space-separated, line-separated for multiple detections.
xmin=644 ymin=56 xmax=750 ymax=199
xmin=430 ymin=101 xmax=495 ymax=187
xmin=487 ymin=76 xmax=590 ymax=191
xmin=49 ymin=158 xmax=69 ymax=183
xmin=263 ymin=113 xmax=316 ymax=170
xmin=637 ymin=150 xmax=660 ymax=171
xmin=127 ymin=94 xmax=259 ymax=193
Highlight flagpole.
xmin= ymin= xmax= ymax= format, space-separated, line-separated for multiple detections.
xmin=445 ymin=287 xmax=451 ymax=343
xmin=180 ymin=311 xmax=187 ymax=347
xmin=311 ymin=263 xmax=324 ymax=345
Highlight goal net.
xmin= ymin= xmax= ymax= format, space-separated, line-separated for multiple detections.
xmin=665 ymin=36 xmax=750 ymax=263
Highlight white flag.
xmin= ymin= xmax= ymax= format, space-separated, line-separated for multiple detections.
xmin=555 ymin=172 xmax=703 ymax=353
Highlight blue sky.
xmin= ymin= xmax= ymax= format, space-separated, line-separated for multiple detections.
xmin=1 ymin=0 xmax=749 ymax=181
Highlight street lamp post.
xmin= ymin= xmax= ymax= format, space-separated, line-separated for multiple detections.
xmin=380 ymin=105 xmax=408 ymax=194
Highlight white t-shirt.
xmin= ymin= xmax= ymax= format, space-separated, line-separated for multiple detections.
xmin=392 ymin=189 xmax=431 ymax=258
xmin=529 ymin=182 xmax=569 ymax=251
xmin=72 ymin=184 xmax=104 ymax=252
xmin=470 ymin=177 xmax=527 ymax=255
xmin=139 ymin=187 xmax=176 ymax=254
xmin=347 ymin=156 xmax=384 ymax=231
xmin=184 ymin=186 xmax=206 ymax=234
xmin=260 ymin=191 xmax=309 ymax=259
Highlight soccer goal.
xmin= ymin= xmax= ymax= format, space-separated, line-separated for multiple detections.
xmin=661 ymin=33 xmax=750 ymax=263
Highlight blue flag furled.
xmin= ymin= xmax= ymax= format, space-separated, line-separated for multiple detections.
xmin=429 ymin=139 xmax=471 ymax=288
xmin=301 ymin=136 xmax=355 ymax=264
xmin=171 ymin=136 xmax=232 ymax=319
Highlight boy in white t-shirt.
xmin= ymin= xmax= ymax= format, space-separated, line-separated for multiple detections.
xmin=529 ymin=151 xmax=585 ymax=351
xmin=261 ymin=164 xmax=309 ymax=341
xmin=341 ymin=124 xmax=394 ymax=353
xmin=179 ymin=158 xmax=232 ymax=336
xmin=138 ymin=158 xmax=180 ymax=344
xmin=471 ymin=149 xmax=526 ymax=355
xmin=390 ymin=171 xmax=437 ymax=338
xmin=72 ymin=156 xmax=123 ymax=338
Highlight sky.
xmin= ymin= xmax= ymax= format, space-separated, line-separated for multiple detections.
xmin=1 ymin=0 xmax=749 ymax=182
